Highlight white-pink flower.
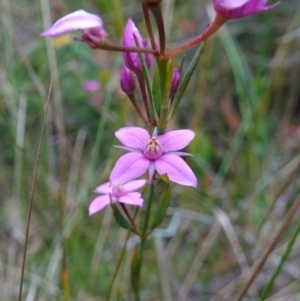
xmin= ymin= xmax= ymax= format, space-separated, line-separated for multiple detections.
xmin=89 ymin=180 xmax=146 ymax=215
xmin=41 ymin=10 xmax=107 ymax=47
xmin=110 ymin=127 xmax=197 ymax=187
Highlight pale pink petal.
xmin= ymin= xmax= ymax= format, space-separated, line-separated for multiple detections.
xmin=119 ymin=192 xmax=144 ymax=206
xmin=123 ymin=180 xmax=147 ymax=192
xmin=94 ymin=182 xmax=111 ymax=194
xmin=115 ymin=127 xmax=150 ymax=149
xmin=214 ymin=0 xmax=279 ymax=19
xmin=148 ymin=161 xmax=156 ymax=181
xmin=41 ymin=10 xmax=104 ymax=37
xmin=110 ymin=153 xmax=149 ymax=184
xmin=158 ymin=130 xmax=195 ymax=152
xmin=155 ymin=154 xmax=197 ymax=187
xmin=89 ymin=195 xmax=110 ymax=215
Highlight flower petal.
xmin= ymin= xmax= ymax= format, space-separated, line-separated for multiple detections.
xmin=214 ymin=0 xmax=279 ymax=19
xmin=158 ymin=130 xmax=195 ymax=152
xmin=119 ymin=192 xmax=144 ymax=206
xmin=41 ymin=10 xmax=104 ymax=37
xmin=94 ymin=182 xmax=111 ymax=194
xmin=110 ymin=153 xmax=149 ymax=184
xmin=89 ymin=195 xmax=110 ymax=215
xmin=123 ymin=179 xmax=147 ymax=192
xmin=115 ymin=127 xmax=150 ymax=149
xmin=155 ymin=154 xmax=197 ymax=187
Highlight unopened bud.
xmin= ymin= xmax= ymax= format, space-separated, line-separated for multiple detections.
xmin=170 ymin=68 xmax=180 ymax=96
xmin=123 ymin=19 xmax=153 ymax=73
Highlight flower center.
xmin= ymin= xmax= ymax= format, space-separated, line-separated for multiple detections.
xmin=111 ymin=184 xmax=125 ymax=198
xmin=143 ymin=137 xmax=163 ymax=160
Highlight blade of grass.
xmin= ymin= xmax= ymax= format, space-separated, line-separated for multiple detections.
xmin=18 ymin=80 xmax=52 ymax=301
xmin=233 ymin=193 xmax=300 ymax=301
xmin=259 ymin=220 xmax=300 ymax=301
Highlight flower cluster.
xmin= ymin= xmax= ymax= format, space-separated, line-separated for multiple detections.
xmin=41 ymin=0 xmax=279 ymax=217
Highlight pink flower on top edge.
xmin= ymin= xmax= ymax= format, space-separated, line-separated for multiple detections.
xmin=213 ymin=0 xmax=279 ymax=19
xmin=89 ymin=180 xmax=146 ymax=215
xmin=110 ymin=127 xmax=197 ymax=187
xmin=41 ymin=10 xmax=107 ymax=47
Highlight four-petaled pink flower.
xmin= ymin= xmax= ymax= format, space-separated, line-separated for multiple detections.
xmin=89 ymin=180 xmax=146 ymax=215
xmin=41 ymin=10 xmax=107 ymax=47
xmin=213 ymin=0 xmax=279 ymax=19
xmin=110 ymin=127 xmax=197 ymax=187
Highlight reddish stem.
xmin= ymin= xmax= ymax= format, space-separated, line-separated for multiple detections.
xmin=168 ymin=13 xmax=227 ymax=57
xmin=137 ymin=75 xmax=151 ymax=122
xmin=127 ymin=92 xmax=149 ymax=125
xmin=97 ymin=41 xmax=159 ymax=55
xmin=149 ymin=5 xmax=166 ymax=55
xmin=142 ymin=3 xmax=157 ymax=51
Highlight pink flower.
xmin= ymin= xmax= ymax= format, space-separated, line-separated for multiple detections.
xmin=81 ymin=80 xmax=101 ymax=93
xmin=123 ymin=19 xmax=153 ymax=73
xmin=41 ymin=10 xmax=107 ymax=47
xmin=110 ymin=127 xmax=197 ymax=187
xmin=213 ymin=0 xmax=279 ymax=19
xmin=89 ymin=180 xmax=146 ymax=215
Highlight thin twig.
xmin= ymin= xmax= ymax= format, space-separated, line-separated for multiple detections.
xmin=18 ymin=80 xmax=52 ymax=301
xmin=233 ymin=193 xmax=300 ymax=301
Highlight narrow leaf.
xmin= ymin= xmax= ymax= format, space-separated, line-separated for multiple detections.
xmin=171 ymin=43 xmax=205 ymax=119
xmin=151 ymin=174 xmax=171 ymax=230
xmin=111 ymin=204 xmax=134 ymax=231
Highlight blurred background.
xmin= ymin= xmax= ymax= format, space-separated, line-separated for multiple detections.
xmin=1 ymin=0 xmax=300 ymax=300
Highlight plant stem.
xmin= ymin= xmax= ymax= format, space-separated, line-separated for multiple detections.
xmin=233 ymin=193 xmax=300 ymax=301
xmin=259 ymin=219 xmax=300 ymax=301
xmin=105 ymin=230 xmax=131 ymax=301
xmin=137 ymin=75 xmax=151 ymax=122
xmin=136 ymin=183 xmax=155 ymax=298
xmin=120 ymin=203 xmax=141 ymax=234
xmin=149 ymin=5 xmax=166 ymax=55
xmin=18 ymin=81 xmax=52 ymax=301
xmin=98 ymin=41 xmax=158 ymax=55
xmin=168 ymin=13 xmax=226 ymax=57
xmin=142 ymin=4 xmax=157 ymax=50
xmin=127 ymin=93 xmax=149 ymax=124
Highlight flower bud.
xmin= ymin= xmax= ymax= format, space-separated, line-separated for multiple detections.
xmin=120 ymin=66 xmax=137 ymax=94
xmin=170 ymin=68 xmax=180 ymax=97
xmin=123 ymin=19 xmax=153 ymax=73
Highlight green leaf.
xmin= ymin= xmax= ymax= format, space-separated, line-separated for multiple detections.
xmin=151 ymin=175 xmax=171 ymax=230
xmin=156 ymin=58 xmax=173 ymax=127
xmin=171 ymin=43 xmax=205 ymax=119
xmin=111 ymin=204 xmax=134 ymax=232
xmin=130 ymin=246 xmax=141 ymax=297
xmin=134 ymin=36 xmax=159 ymax=122
xmin=152 ymin=67 xmax=161 ymax=115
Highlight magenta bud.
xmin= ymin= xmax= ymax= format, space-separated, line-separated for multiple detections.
xmin=120 ymin=66 xmax=137 ymax=94
xmin=170 ymin=68 xmax=180 ymax=96
xmin=213 ymin=0 xmax=279 ymax=20
xmin=123 ymin=19 xmax=153 ymax=73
